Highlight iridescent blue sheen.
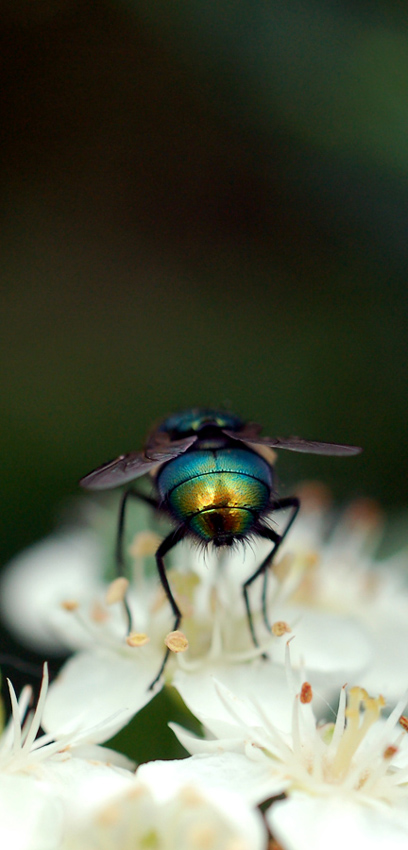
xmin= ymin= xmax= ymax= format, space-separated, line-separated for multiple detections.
xmin=157 ymin=448 xmax=272 ymax=539
xmin=157 ymin=448 xmax=271 ymax=497
xmin=158 ymin=408 xmax=243 ymax=436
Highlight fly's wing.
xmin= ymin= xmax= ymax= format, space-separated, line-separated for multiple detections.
xmin=220 ymin=420 xmax=263 ymax=441
xmin=223 ymin=430 xmax=362 ymax=457
xmin=79 ymin=453 xmax=162 ymax=490
xmin=80 ymin=434 xmax=198 ymax=490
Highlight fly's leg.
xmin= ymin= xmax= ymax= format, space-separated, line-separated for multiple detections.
xmin=242 ymin=496 xmax=300 ymax=647
xmin=116 ymin=489 xmax=160 ymax=632
xmin=149 ymin=526 xmax=187 ymax=689
xmin=116 ymin=491 xmax=186 ymax=689
xmin=260 ymin=497 xmax=300 ymax=633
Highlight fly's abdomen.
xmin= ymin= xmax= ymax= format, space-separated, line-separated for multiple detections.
xmin=157 ymin=448 xmax=272 ymax=542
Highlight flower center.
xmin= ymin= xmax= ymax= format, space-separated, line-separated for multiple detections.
xmin=329 ymin=687 xmax=385 ymax=782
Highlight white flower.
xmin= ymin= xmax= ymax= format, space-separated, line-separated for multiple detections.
xmin=267 ymin=794 xmax=408 ymax=850
xmin=61 ymin=770 xmax=267 ymax=850
xmin=0 ymin=665 xmax=135 ymax=850
xmin=0 ymin=529 xmax=106 ymax=655
xmin=278 ymin=486 xmax=408 ymax=701
xmin=2 ymin=495 xmax=388 ymax=734
xmin=163 ymin=649 xmax=408 ymax=841
xmin=40 ymin=516 xmax=370 ymax=735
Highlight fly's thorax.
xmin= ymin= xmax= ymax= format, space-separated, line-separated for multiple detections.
xmin=156 ymin=447 xmax=273 ymax=543
xmin=158 ymin=408 xmax=244 ymax=438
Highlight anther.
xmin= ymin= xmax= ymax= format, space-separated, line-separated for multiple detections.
xmin=106 ymin=577 xmax=129 ymax=605
xmin=126 ymin=632 xmax=150 ymax=647
xmin=90 ymin=601 xmax=109 ymax=622
xmin=345 ymin=498 xmax=383 ymax=531
xmin=399 ymin=715 xmax=408 ymax=733
xmin=272 ymin=620 xmax=291 ymax=637
xmin=300 ymin=682 xmax=313 ymax=704
xmin=272 ymin=554 xmax=294 ymax=582
xmin=294 ymin=481 xmax=332 ymax=511
xmin=61 ymin=600 xmax=79 ymax=611
xmin=165 ymin=630 xmax=189 ymax=653
xmin=129 ymin=531 xmax=162 ymax=558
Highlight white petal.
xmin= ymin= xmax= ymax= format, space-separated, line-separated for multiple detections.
xmin=271 ymin=608 xmax=373 ymax=680
xmin=137 ymin=752 xmax=287 ymax=805
xmin=0 ymin=755 xmax=133 ymax=846
xmin=186 ymin=785 xmax=267 ymax=850
xmin=44 ymin=756 xmax=134 ymax=819
xmin=267 ymin=794 xmax=408 ymax=850
xmin=0 ymin=774 xmax=64 ymax=850
xmin=42 ymin=649 xmax=161 ymax=740
xmin=0 ymin=532 xmax=103 ymax=653
xmin=69 ymin=744 xmax=135 ymax=772
xmin=62 ymin=774 xmax=268 ymax=850
xmin=169 ymin=722 xmax=249 ymax=756
xmin=358 ymin=618 xmax=408 ymax=702
xmin=173 ymin=663 xmax=294 ymax=744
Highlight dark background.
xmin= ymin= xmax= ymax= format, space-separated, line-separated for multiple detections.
xmin=1 ymin=2 xmax=407 ymax=692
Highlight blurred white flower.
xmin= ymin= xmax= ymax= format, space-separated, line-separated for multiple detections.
xmin=0 ymin=530 xmax=105 ymax=655
xmin=278 ymin=486 xmax=408 ymax=701
xmin=267 ymin=794 xmax=408 ymax=850
xmin=61 ymin=770 xmax=267 ymax=850
xmin=0 ymin=665 xmax=134 ymax=850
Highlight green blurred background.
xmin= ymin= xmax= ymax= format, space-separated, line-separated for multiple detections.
xmin=1 ymin=1 xmax=408 ymax=677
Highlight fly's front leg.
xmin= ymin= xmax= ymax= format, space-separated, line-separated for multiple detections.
xmin=116 ymin=491 xmax=186 ymax=689
xmin=149 ymin=526 xmax=186 ymax=690
xmin=243 ymin=526 xmax=280 ymax=649
xmin=243 ymin=496 xmax=300 ymax=647
xmin=260 ymin=496 xmax=300 ymax=632
xmin=116 ymin=489 xmax=159 ymax=632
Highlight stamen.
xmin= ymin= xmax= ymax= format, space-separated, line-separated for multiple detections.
xmin=6 ymin=680 xmax=23 ymax=755
xmin=272 ymin=554 xmax=294 ymax=583
xmin=284 ymin=638 xmax=296 ymax=697
xmin=214 ymin=683 xmax=273 ymax=754
xmin=90 ymin=602 xmax=109 ymax=623
xmin=272 ymin=621 xmax=291 ymax=637
xmin=165 ymin=631 xmax=189 ymax=653
xmin=106 ymin=577 xmax=129 ymax=605
xmin=345 ymin=498 xmax=383 ymax=532
xmin=22 ymin=665 xmax=49 ymax=753
xmin=60 ymin=599 xmax=132 ymax=654
xmin=249 ymin=696 xmax=294 ymax=762
xmin=300 ymin=682 xmax=313 ymax=704
xmin=126 ymin=632 xmax=150 ymax=647
xmin=61 ymin=600 xmax=79 ymax=611
xmin=0 ymin=685 xmax=31 ymax=752
xmin=331 ymin=688 xmax=384 ymax=780
xmin=294 ymin=481 xmax=332 ymax=511
xmin=356 ymin=694 xmax=385 ymax=743
xmin=375 ymin=689 xmax=408 ymax=753
xmin=327 ymin=685 xmax=347 ymax=756
xmin=399 ymin=715 xmax=408 ymax=733
xmin=207 ymin=597 xmax=224 ymax=659
xmin=128 ymin=531 xmax=162 ymax=558
xmin=291 ymin=695 xmax=303 ymax=763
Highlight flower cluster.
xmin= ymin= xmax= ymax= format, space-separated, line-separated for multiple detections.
xmin=1 ymin=487 xmax=408 ymax=848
